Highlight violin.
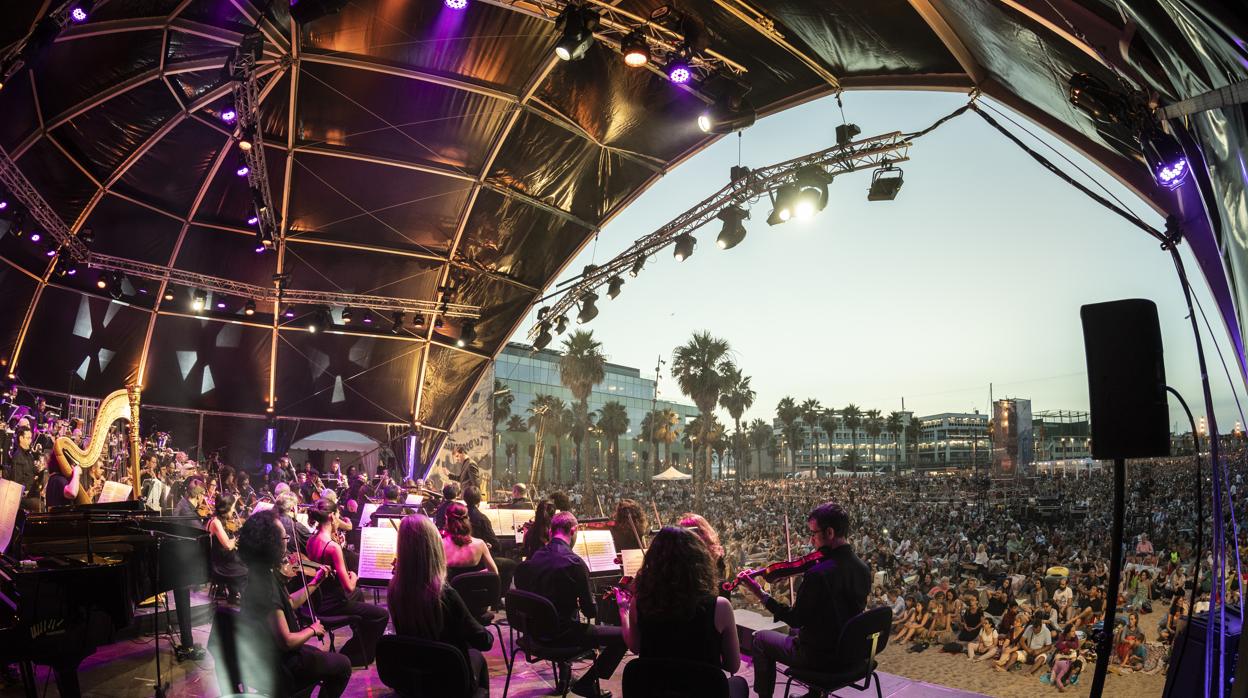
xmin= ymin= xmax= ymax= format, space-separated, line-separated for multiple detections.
xmin=721 ymin=549 xmax=828 ymax=593
xmin=280 ymin=551 xmax=334 ymax=581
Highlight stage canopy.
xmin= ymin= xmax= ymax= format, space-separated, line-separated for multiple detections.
xmin=653 ymin=466 xmax=692 ymax=481
xmin=289 ymin=429 xmax=377 ymax=453
xmin=0 ymin=0 xmax=1244 ymax=462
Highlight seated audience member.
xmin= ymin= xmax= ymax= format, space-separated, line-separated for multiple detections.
xmin=388 ymin=514 xmax=493 ymax=692
xmin=958 ymin=596 xmax=984 ymax=642
xmin=1049 ymin=625 xmax=1080 ymax=690
xmin=237 ymin=510 xmax=349 ymax=698
xmin=616 ymin=526 xmax=748 ymax=698
xmin=967 ymin=616 xmax=998 ymax=661
xmin=443 ymin=502 xmax=500 ymax=582
xmin=306 ymin=499 xmax=390 ymax=667
xmin=514 ymin=511 xmax=626 ymax=698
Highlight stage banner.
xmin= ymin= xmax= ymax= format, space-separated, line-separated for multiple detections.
xmin=992 ymin=398 xmax=1033 ymax=478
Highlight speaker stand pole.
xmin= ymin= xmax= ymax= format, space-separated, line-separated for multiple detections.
xmin=1089 ymin=455 xmax=1125 ymax=698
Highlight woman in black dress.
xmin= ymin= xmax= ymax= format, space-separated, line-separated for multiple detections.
xmin=388 ymin=514 xmax=493 ymax=692
xmin=616 ymin=526 xmax=748 ymax=698
xmin=206 ymin=494 xmax=249 ymax=601
xmin=521 ymin=500 xmax=555 ymax=558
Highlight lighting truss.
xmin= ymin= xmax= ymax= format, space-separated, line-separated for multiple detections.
xmin=529 ymin=130 xmax=911 ymax=338
xmin=86 ymin=253 xmax=481 ymax=319
xmin=230 ymin=34 xmax=280 ymax=241
xmin=0 ymin=145 xmax=90 ymax=261
xmin=479 ymin=0 xmax=746 ymax=82
xmin=0 ymin=0 xmax=102 ymax=88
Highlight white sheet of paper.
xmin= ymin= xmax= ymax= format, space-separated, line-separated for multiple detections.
xmin=404 ymin=493 xmax=423 ymax=505
xmin=251 ymin=501 xmax=273 ymax=516
xmin=295 ymin=512 xmax=309 ymax=529
xmin=572 ymin=529 xmax=620 ymax=574
xmin=480 ymin=506 xmax=535 ymax=534
xmin=359 ymin=502 xmax=379 ymax=528
xmin=96 ymin=481 xmax=132 ymax=503
xmin=0 ymin=480 xmax=22 ymax=553
xmin=358 ymin=526 xmax=398 ymax=582
xmin=620 ymin=548 xmax=644 ymax=578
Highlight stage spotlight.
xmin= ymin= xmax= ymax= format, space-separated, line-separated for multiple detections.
xmin=78 ymin=227 xmax=94 ymax=245
xmin=391 ymin=312 xmax=405 ymax=334
xmin=1141 ymin=128 xmax=1189 ymax=190
xmin=0 ymin=201 xmax=7 ymax=210
xmin=577 ymin=292 xmax=599 ymax=324
xmin=792 ymin=165 xmax=832 ymax=219
xmin=715 ymin=206 xmax=748 ymax=249
xmin=220 ymin=109 xmax=237 ymax=124
xmin=533 ymin=322 xmax=553 ymax=351
xmin=665 ymin=54 xmax=692 ymax=84
xmin=236 ymin=164 xmax=250 ymax=177
xmin=215 ymin=298 xmax=227 ymax=310
xmin=69 ymin=1 xmax=94 ymax=23
xmin=456 ymin=320 xmax=477 ymax=347
xmin=435 ymin=316 xmax=445 ymax=329
xmin=108 ymin=274 xmax=125 ymax=299
xmin=238 ymin=126 xmax=255 ymax=152
xmin=289 ymin=0 xmax=350 ymax=24
xmin=29 ymin=232 xmax=41 ymax=243
xmin=44 ymin=247 xmax=57 ymax=257
xmin=868 ymin=165 xmax=904 ymax=201
xmin=835 ymin=123 xmax=861 ymax=147
xmin=192 ymin=289 xmax=207 ymax=311
xmin=413 ymin=314 xmax=426 ymax=328
xmin=283 ymin=307 xmax=296 ymax=319
xmin=244 ymin=300 xmax=256 ymax=316
xmin=607 ymin=275 xmax=624 ymax=299
xmin=445 ymin=0 xmax=468 ymax=8
xmin=362 ymin=315 xmax=373 ymax=325
xmin=698 ymin=92 xmax=755 ymax=135
xmin=163 ymin=290 xmax=175 ymax=301
xmin=554 ymin=315 xmax=569 ymax=334
xmin=621 ymin=30 xmax=649 ymax=67
xmin=629 ymin=256 xmax=645 ymax=278
xmin=767 ymin=183 xmax=800 ymax=225
xmin=1068 ymin=73 xmax=1130 ymax=126
xmin=247 ymin=216 xmax=259 ymax=226
xmin=56 ymin=260 xmax=77 ymax=277
xmin=554 ymin=5 xmax=598 ymax=61
xmin=96 ymin=274 xmax=109 ymax=290
xmin=672 ymin=233 xmax=696 ymax=261
xmin=342 ymin=308 xmax=353 ymax=324
xmin=307 ymin=306 xmax=332 ymax=333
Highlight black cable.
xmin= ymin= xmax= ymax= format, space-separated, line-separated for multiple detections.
xmin=902 ymin=102 xmax=973 ymax=140
xmin=1165 ymin=385 xmax=1203 ymax=698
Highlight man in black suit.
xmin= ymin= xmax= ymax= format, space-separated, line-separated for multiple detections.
xmin=514 ymin=512 xmax=624 ymax=698
xmin=463 ymin=485 xmax=516 ymax=594
xmin=433 ymin=482 xmax=459 ymax=529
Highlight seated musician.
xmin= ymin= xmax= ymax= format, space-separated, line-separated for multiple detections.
xmin=679 ymin=513 xmax=728 ymax=585
xmin=318 ymin=488 xmax=358 ymax=570
xmin=275 ymin=491 xmax=312 ymax=554
xmin=173 ymin=477 xmax=206 ymax=523
xmin=514 ymin=511 xmax=626 ymax=698
xmin=434 ymin=482 xmax=460 ymax=529
xmin=207 ymin=494 xmax=249 ymax=602
xmin=388 ymin=514 xmax=493 ymax=692
xmin=372 ymin=484 xmax=410 ymax=520
xmin=733 ymin=502 xmax=871 ymax=698
xmin=44 ymin=462 xmax=81 ymax=508
xmin=501 ymin=482 xmax=532 ymax=509
xmin=522 ymin=500 xmax=556 ymax=558
xmin=463 ymin=485 xmax=517 ymax=594
xmin=610 ymin=499 xmax=648 ymax=551
xmin=140 ymin=454 xmax=168 ymax=512
xmin=443 ymin=502 xmax=499 ymax=583
xmin=616 ymin=527 xmax=748 ymax=698
xmin=8 ymin=425 xmax=45 ymax=512
xmin=548 ymin=490 xmax=572 ymax=513
xmin=236 ymin=510 xmax=350 ymax=698
xmin=305 ymin=499 xmax=389 ymax=667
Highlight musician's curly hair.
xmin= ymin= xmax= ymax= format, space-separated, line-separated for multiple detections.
xmin=238 ymin=509 xmax=285 ymax=568
xmin=634 ymin=526 xmax=717 ymax=621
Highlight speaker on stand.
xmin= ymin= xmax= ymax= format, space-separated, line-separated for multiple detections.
xmin=1080 ymin=299 xmax=1170 ymax=697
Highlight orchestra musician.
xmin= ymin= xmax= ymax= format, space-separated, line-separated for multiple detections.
xmin=207 ymin=494 xmax=249 ymax=602
xmin=371 ymin=484 xmax=409 ymax=520
xmin=521 ymin=500 xmax=556 ymax=558
xmin=616 ymin=526 xmax=748 ymax=698
xmin=500 ymin=482 xmax=532 ymax=509
xmin=44 ymin=462 xmax=81 ymax=509
xmin=433 ymin=482 xmax=459 ymax=530
xmin=388 ymin=514 xmax=493 ymax=693
xmin=237 ymin=509 xmax=349 ymax=698
xmin=173 ymin=477 xmax=206 ymax=523
xmin=514 ymin=512 xmax=626 ymax=698
xmin=140 ymin=454 xmax=168 ymax=512
xmin=732 ymin=502 xmax=871 ymax=698
xmin=305 ymin=499 xmax=389 ymax=667
xmin=679 ymin=513 xmax=728 ymax=585
xmin=275 ymin=491 xmax=311 ymax=555
xmin=611 ymin=499 xmax=648 ymax=551
xmin=463 ymin=485 xmax=517 ymax=596
xmin=8 ymin=425 xmax=45 ymax=513
xmin=442 ymin=502 xmax=499 ymax=583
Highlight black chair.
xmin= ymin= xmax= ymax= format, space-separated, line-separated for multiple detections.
xmin=451 ymin=571 xmax=508 ymax=665
xmin=503 ymin=589 xmax=596 ymax=698
xmin=294 ymin=608 xmax=357 ymax=659
xmin=375 ymin=635 xmax=488 ymax=698
xmin=781 ymin=607 xmax=893 ymax=698
xmin=208 ymin=606 xmax=314 ymax=698
xmin=623 ymin=657 xmax=741 ymax=698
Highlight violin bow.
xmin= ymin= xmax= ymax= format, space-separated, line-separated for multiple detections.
xmin=294 ymin=551 xmax=321 ymax=627
xmin=651 ymin=501 xmax=663 ymax=529
xmin=784 ymin=512 xmax=795 ymax=601
xmin=596 ymin=494 xmax=605 ymax=518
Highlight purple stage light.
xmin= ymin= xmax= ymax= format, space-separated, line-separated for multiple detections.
xmin=66 ymin=267 xmax=77 ymax=276
xmin=247 ymin=216 xmax=259 ymax=226
xmin=221 ymin=109 xmax=237 ymax=124
xmin=70 ymin=7 xmax=88 ymax=22
xmin=236 ymin=165 xmax=250 ymax=177
xmin=1156 ymin=158 xmax=1188 ymax=189
xmin=255 ymin=245 xmax=266 ymax=253
xmin=216 ymin=301 xmax=227 ymax=309
xmin=362 ymin=316 xmax=373 ymax=324
xmin=45 ymin=249 xmax=57 ymax=257
xmin=29 ymin=233 xmax=41 ymax=243
xmin=445 ymin=0 xmax=468 ymax=8
xmin=0 ymin=201 xmax=8 ymax=210
xmin=284 ymin=309 xmax=296 ymax=318
xmin=667 ymin=63 xmax=691 ymax=84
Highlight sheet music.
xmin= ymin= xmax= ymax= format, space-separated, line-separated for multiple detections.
xmin=620 ymin=548 xmax=644 ymax=578
xmin=96 ymin=481 xmax=132 ymax=503
xmin=0 ymin=480 xmax=21 ymax=553
xmin=404 ymin=493 xmax=423 ymax=506
xmin=358 ymin=526 xmax=397 ymax=582
xmin=251 ymin=501 xmax=273 ymax=515
xmin=572 ymin=529 xmax=620 ymax=574
xmin=359 ymin=502 xmax=379 ymax=528
xmin=295 ymin=511 xmax=309 ymax=529
xmin=480 ymin=506 xmax=535 ymax=535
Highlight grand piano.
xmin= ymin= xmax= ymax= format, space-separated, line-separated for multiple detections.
xmin=0 ymin=501 xmax=208 ymax=697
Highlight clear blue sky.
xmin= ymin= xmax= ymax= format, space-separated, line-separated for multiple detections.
xmin=508 ymin=91 xmax=1246 ymax=433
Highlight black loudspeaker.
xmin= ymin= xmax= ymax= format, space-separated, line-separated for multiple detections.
xmin=1163 ymin=608 xmax=1240 ymax=697
xmin=1080 ymin=299 xmax=1170 ymax=460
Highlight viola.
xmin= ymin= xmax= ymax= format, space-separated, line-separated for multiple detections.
xmin=721 ymin=549 xmax=828 ymax=593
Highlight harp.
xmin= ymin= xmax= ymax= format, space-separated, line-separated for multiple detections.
xmin=51 ymin=385 xmax=142 ymax=504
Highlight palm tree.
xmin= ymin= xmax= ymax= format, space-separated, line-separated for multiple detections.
xmin=552 ymin=403 xmax=574 ymax=483
xmin=671 ymin=332 xmax=731 ymax=508
xmin=886 ymin=411 xmax=905 ymax=473
xmin=819 ymin=410 xmax=839 ymax=473
xmin=864 ymin=409 xmax=883 ymax=470
xmin=782 ymin=422 xmax=805 ymax=475
xmin=493 ymin=379 xmax=513 ymax=428
xmin=686 ymin=413 xmax=726 ymax=478
xmin=748 ymin=419 xmax=772 ymax=478
xmin=559 ymin=331 xmax=605 ymax=492
xmin=505 ymin=415 xmax=525 ymax=432
xmin=718 ymin=362 xmax=755 ymax=482
xmin=841 ymin=404 xmax=862 ymax=471
xmin=906 ymin=415 xmax=923 ymax=470
xmin=775 ymin=397 xmax=801 ymax=474
xmin=766 ymin=434 xmax=781 ymax=474
xmin=640 ymin=408 xmax=680 ymax=478
xmin=597 ymin=401 xmax=630 ymax=482
xmin=799 ymin=399 xmax=822 ymax=471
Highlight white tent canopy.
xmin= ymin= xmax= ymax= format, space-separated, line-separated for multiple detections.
xmin=291 ymin=430 xmax=378 ymax=453
xmin=652 ymin=466 xmax=692 ymax=481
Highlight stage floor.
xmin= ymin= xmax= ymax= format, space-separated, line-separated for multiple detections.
xmin=2 ymin=598 xmax=1163 ymax=697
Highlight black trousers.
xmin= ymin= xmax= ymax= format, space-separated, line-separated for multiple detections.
xmin=752 ymin=629 xmax=821 ymax=697
xmin=284 ymin=645 xmax=352 ymax=698
xmin=468 ymin=647 xmax=490 ymax=695
xmin=559 ymin=623 xmax=627 ymax=683
xmin=317 ymin=594 xmax=390 ymax=666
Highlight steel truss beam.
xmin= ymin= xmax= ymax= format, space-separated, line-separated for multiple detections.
xmin=86 ymin=252 xmax=482 ymax=318
xmin=530 ymin=130 xmax=911 ymax=336
xmin=230 ymin=36 xmax=282 ymax=246
xmin=0 ymin=145 xmax=89 ymax=259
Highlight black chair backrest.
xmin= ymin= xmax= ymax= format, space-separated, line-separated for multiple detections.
xmin=452 ymin=570 xmax=501 ymax=619
xmin=375 ymin=635 xmax=474 ymax=697
xmin=623 ymin=657 xmax=731 ymax=698
xmin=505 ymin=589 xmax=562 ymax=641
xmin=836 ymin=607 xmax=893 ymax=666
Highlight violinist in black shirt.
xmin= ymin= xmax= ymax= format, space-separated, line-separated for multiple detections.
xmin=734 ymin=502 xmax=871 ymax=697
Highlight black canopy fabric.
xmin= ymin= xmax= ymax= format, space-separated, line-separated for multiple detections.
xmin=0 ymin=0 xmax=1244 ymax=455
